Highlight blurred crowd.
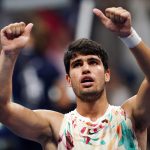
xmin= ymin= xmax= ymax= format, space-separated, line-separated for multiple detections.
xmin=0 ymin=0 xmax=150 ymax=149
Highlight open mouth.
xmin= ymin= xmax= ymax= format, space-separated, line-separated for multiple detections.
xmin=81 ymin=76 xmax=94 ymax=87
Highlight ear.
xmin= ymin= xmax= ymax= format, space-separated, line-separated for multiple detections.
xmin=66 ymin=74 xmax=72 ymax=87
xmin=104 ymin=69 xmax=110 ymax=83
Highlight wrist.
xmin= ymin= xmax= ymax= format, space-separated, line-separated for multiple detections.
xmin=1 ymin=48 xmax=20 ymax=56
xmin=119 ymin=27 xmax=142 ymax=48
xmin=1 ymin=49 xmax=19 ymax=62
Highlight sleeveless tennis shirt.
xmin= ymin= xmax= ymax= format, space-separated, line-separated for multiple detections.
xmin=58 ymin=105 xmax=139 ymax=150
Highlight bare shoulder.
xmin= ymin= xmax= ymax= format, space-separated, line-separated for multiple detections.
xmin=121 ymin=94 xmax=148 ymax=129
xmin=121 ymin=95 xmax=136 ymax=119
xmin=34 ymin=110 xmax=64 ymax=141
xmin=121 ymin=96 xmax=147 ymax=149
xmin=34 ymin=109 xmax=64 ymax=130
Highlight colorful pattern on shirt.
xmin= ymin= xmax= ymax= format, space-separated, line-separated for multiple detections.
xmin=58 ymin=105 xmax=139 ymax=150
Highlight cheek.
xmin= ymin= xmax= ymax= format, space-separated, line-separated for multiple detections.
xmin=70 ymin=72 xmax=80 ymax=86
xmin=70 ymin=76 xmax=81 ymax=95
xmin=95 ymin=70 xmax=105 ymax=83
xmin=95 ymin=67 xmax=105 ymax=75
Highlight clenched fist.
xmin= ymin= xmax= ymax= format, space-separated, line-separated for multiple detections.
xmin=0 ymin=22 xmax=33 ymax=55
xmin=93 ymin=7 xmax=131 ymax=37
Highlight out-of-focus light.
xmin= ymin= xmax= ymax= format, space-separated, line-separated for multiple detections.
xmin=75 ymin=0 xmax=95 ymax=39
xmin=2 ymin=0 xmax=71 ymax=11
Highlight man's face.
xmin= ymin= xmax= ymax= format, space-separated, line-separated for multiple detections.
xmin=66 ymin=54 xmax=110 ymax=102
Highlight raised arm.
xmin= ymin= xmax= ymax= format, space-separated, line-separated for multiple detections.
xmin=0 ymin=22 xmax=63 ymax=145
xmin=93 ymin=7 xmax=150 ymax=128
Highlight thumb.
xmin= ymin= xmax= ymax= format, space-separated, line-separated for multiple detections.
xmin=24 ymin=23 xmax=33 ymax=36
xmin=93 ymin=8 xmax=108 ymax=23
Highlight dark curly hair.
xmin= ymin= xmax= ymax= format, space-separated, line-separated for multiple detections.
xmin=64 ymin=38 xmax=109 ymax=75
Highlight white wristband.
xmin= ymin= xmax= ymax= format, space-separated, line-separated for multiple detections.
xmin=120 ymin=27 xmax=142 ymax=48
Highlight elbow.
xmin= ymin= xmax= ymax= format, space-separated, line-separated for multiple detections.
xmin=143 ymin=78 xmax=150 ymax=85
xmin=0 ymin=95 xmax=10 ymax=108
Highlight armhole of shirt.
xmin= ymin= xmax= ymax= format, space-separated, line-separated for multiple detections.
xmin=59 ymin=112 xmax=71 ymax=136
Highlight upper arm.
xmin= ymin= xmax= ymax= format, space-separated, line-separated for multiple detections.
xmin=0 ymin=102 xmax=63 ymax=144
xmin=125 ymin=79 xmax=150 ymax=129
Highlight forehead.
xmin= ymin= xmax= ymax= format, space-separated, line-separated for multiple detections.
xmin=70 ymin=54 xmax=101 ymax=63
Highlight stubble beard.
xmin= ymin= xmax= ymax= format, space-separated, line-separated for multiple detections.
xmin=77 ymin=89 xmax=104 ymax=103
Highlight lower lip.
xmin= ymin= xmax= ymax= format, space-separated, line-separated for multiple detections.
xmin=81 ymin=82 xmax=94 ymax=87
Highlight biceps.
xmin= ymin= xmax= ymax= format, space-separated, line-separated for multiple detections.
xmin=1 ymin=102 xmax=51 ymax=142
xmin=134 ymin=79 xmax=150 ymax=125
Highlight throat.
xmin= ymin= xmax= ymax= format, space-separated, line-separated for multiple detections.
xmin=76 ymin=98 xmax=109 ymax=122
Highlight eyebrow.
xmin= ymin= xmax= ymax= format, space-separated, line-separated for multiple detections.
xmin=87 ymin=57 xmax=101 ymax=65
xmin=71 ymin=57 xmax=101 ymax=66
xmin=87 ymin=57 xmax=100 ymax=62
xmin=71 ymin=59 xmax=82 ymax=67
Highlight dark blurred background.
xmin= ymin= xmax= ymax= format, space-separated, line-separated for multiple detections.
xmin=0 ymin=0 xmax=150 ymax=149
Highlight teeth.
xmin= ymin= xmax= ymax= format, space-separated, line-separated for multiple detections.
xmin=81 ymin=77 xmax=93 ymax=83
xmin=85 ymin=80 xmax=90 ymax=82
xmin=82 ymin=79 xmax=92 ymax=83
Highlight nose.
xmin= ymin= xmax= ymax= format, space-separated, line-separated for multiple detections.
xmin=82 ymin=63 xmax=90 ymax=74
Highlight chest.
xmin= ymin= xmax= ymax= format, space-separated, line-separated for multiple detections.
xmin=58 ymin=111 xmax=139 ymax=149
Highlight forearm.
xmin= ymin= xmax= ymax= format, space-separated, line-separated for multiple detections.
xmin=0 ymin=50 xmax=18 ymax=105
xmin=120 ymin=28 xmax=150 ymax=81
xmin=130 ymin=41 xmax=150 ymax=80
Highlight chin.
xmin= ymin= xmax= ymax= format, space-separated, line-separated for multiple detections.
xmin=79 ymin=90 xmax=101 ymax=102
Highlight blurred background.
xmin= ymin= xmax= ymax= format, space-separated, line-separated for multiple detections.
xmin=0 ymin=0 xmax=150 ymax=149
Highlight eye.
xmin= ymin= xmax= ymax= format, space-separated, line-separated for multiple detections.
xmin=89 ymin=60 xmax=99 ymax=66
xmin=72 ymin=62 xmax=82 ymax=68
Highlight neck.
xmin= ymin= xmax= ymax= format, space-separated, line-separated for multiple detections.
xmin=76 ymin=89 xmax=109 ymax=122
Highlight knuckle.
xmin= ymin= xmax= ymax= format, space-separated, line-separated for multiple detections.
xmin=118 ymin=7 xmax=123 ymax=9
